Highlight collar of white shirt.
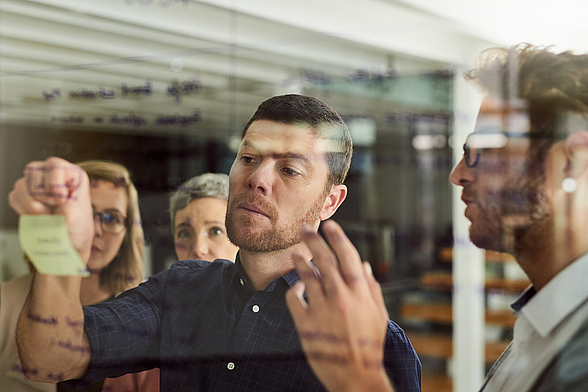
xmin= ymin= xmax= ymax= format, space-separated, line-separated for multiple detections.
xmin=512 ymin=252 xmax=588 ymax=338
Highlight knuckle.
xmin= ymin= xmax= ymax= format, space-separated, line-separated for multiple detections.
xmin=45 ymin=156 xmax=67 ymax=165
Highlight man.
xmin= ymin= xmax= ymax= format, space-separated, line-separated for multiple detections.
xmin=287 ymin=45 xmax=588 ymax=392
xmin=9 ymin=94 xmax=421 ymax=391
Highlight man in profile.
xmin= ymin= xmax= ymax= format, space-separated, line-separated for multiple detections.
xmin=287 ymin=45 xmax=588 ymax=392
xmin=10 ymin=94 xmax=421 ymax=391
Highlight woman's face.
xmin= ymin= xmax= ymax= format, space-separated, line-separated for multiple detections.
xmin=88 ymin=179 xmax=128 ymax=272
xmin=174 ymin=197 xmax=238 ymax=262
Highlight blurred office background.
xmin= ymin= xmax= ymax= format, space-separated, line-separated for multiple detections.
xmin=0 ymin=1 xmax=585 ymax=391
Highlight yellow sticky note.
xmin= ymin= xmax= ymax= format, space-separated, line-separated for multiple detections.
xmin=18 ymin=215 xmax=90 ymax=276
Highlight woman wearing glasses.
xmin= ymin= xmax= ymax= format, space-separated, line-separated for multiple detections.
xmin=0 ymin=160 xmax=159 ymax=392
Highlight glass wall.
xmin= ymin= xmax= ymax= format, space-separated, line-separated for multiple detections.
xmin=0 ymin=2 xmax=521 ymax=391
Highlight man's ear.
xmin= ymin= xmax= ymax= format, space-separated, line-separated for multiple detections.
xmin=319 ymin=185 xmax=347 ymax=221
xmin=564 ymin=131 xmax=588 ymax=178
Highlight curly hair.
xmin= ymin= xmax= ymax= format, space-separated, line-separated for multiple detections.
xmin=465 ymin=43 xmax=588 ymax=171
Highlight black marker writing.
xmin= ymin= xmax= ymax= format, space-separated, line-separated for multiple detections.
xmin=68 ymin=87 xmax=115 ymax=100
xmin=306 ymin=351 xmax=348 ymax=366
xmin=65 ymin=316 xmax=84 ymax=329
xmin=46 ymin=371 xmax=65 ymax=381
xmin=42 ymin=88 xmax=61 ymax=101
xmin=50 ymin=337 xmax=91 ymax=354
xmin=299 ymin=331 xmax=346 ymax=345
xmin=37 ymin=237 xmax=60 ymax=245
xmin=166 ymin=79 xmax=201 ymax=102
xmin=50 ymin=116 xmax=85 ymax=124
xmin=11 ymin=364 xmax=39 ymax=376
xmin=122 ymin=81 xmax=152 ymax=96
xmin=109 ymin=112 xmax=147 ymax=128
xmin=27 ymin=312 xmax=58 ymax=326
xmin=155 ymin=110 xmax=201 ymax=126
xmin=32 ymin=250 xmax=70 ymax=257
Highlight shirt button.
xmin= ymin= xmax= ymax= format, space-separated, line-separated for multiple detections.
xmin=227 ymin=362 xmax=235 ymax=370
xmin=252 ymin=305 xmax=260 ymax=313
xmin=239 ymin=279 xmax=244 ymax=286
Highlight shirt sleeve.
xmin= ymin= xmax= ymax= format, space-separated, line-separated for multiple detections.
xmin=383 ymin=319 xmax=422 ymax=392
xmin=61 ymin=270 xmax=168 ymax=390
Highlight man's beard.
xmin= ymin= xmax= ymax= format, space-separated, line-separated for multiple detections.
xmin=468 ymin=172 xmax=551 ymax=253
xmin=225 ymin=189 xmax=328 ymax=253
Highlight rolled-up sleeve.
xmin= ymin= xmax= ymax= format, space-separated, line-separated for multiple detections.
xmin=384 ymin=320 xmax=422 ymax=392
xmin=62 ymin=272 xmax=166 ymax=389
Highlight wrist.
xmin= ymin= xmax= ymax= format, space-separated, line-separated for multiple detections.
xmin=342 ymin=369 xmax=394 ymax=392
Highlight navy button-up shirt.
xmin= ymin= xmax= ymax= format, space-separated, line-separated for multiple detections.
xmin=65 ymin=257 xmax=421 ymax=391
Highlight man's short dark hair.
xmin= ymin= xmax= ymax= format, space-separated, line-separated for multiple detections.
xmin=242 ymin=94 xmax=353 ymax=188
xmin=465 ymin=44 xmax=588 ymax=168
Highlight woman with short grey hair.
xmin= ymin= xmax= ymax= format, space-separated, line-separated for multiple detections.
xmin=169 ymin=173 xmax=238 ymax=262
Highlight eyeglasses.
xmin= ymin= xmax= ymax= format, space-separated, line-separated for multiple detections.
xmin=464 ymin=108 xmax=532 ymax=168
xmin=93 ymin=211 xmax=129 ymax=234
xmin=463 ymin=133 xmax=510 ymax=168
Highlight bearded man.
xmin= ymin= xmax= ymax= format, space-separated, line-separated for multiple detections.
xmin=10 ymin=94 xmax=421 ymax=392
xmin=286 ymin=45 xmax=588 ymax=392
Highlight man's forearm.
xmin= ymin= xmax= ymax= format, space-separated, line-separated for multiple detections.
xmin=16 ymin=272 xmax=90 ymax=382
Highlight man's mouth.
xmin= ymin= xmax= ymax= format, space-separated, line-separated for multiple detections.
xmin=462 ymin=198 xmax=476 ymax=206
xmin=238 ymin=203 xmax=269 ymax=218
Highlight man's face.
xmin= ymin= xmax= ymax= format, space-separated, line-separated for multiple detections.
xmin=450 ymin=96 xmax=551 ymax=252
xmin=226 ymin=120 xmax=332 ymax=253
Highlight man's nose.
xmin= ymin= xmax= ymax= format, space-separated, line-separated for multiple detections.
xmin=247 ymin=161 xmax=273 ymax=196
xmin=450 ymin=157 xmax=473 ymax=186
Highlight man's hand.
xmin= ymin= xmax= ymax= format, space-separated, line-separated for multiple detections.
xmin=8 ymin=157 xmax=94 ymax=263
xmin=286 ymin=220 xmax=394 ymax=392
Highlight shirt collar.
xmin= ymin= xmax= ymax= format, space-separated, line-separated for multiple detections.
xmin=231 ymin=252 xmax=301 ymax=293
xmin=513 ymin=251 xmax=588 ymax=337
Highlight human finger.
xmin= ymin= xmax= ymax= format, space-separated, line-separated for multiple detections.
xmin=300 ymin=225 xmax=345 ymax=296
xmin=24 ymin=158 xmax=80 ymax=206
xmin=286 ymin=281 xmax=308 ymax=323
xmin=321 ymin=220 xmax=365 ymax=288
xmin=292 ymin=251 xmax=325 ymax=306
xmin=364 ymin=262 xmax=389 ymax=320
xmin=8 ymin=178 xmax=53 ymax=215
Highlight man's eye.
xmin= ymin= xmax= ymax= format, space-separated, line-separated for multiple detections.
xmin=241 ymin=156 xmax=256 ymax=164
xmin=209 ymin=227 xmax=224 ymax=236
xmin=282 ymin=167 xmax=298 ymax=176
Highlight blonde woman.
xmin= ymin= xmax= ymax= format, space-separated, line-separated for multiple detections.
xmin=0 ymin=160 xmax=159 ymax=392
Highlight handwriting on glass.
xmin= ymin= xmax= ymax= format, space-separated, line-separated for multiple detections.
xmin=166 ymin=79 xmax=201 ymax=102
xmin=26 ymin=166 xmax=82 ymax=199
xmin=46 ymin=371 xmax=66 ymax=381
xmin=299 ymin=331 xmax=384 ymax=368
xmin=155 ymin=110 xmax=201 ymax=126
xmin=68 ymin=87 xmax=115 ymax=100
xmin=43 ymin=88 xmax=61 ymax=101
xmin=109 ymin=113 xmax=147 ymax=128
xmin=27 ymin=312 xmax=58 ymax=326
xmin=121 ymin=81 xmax=152 ymax=96
xmin=50 ymin=337 xmax=91 ymax=354
xmin=11 ymin=364 xmax=39 ymax=377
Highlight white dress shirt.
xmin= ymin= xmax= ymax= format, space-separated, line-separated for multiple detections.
xmin=481 ymin=252 xmax=588 ymax=392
